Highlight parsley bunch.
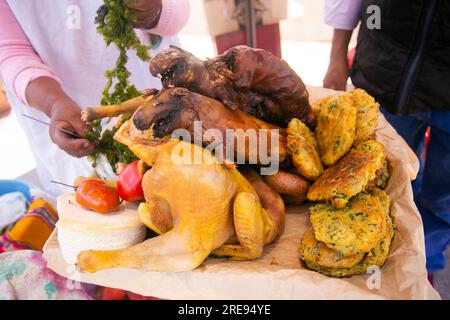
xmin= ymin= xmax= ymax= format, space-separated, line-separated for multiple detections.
xmin=86 ymin=0 xmax=151 ymax=171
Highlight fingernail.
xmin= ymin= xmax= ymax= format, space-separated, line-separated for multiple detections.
xmin=83 ymin=142 xmax=90 ymax=148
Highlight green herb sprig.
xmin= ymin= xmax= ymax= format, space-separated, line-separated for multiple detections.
xmin=86 ymin=0 xmax=151 ymax=171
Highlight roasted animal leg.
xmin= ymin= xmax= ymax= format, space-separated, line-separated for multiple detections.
xmin=81 ymin=89 xmax=157 ymax=123
xmin=212 ymin=168 xmax=282 ymax=260
xmin=138 ymin=197 xmax=173 ymax=235
xmin=241 ymin=168 xmax=285 ymax=241
xmin=212 ymin=192 xmax=264 ymax=260
xmin=78 ymin=228 xmax=211 ymax=273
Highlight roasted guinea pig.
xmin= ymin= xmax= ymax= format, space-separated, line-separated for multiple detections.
xmin=132 ymin=87 xmax=289 ymax=167
xmin=149 ymin=45 xmax=315 ymax=127
xmin=132 ymin=87 xmax=311 ymax=204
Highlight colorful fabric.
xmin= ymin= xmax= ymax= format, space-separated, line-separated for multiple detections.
xmin=0 ymin=192 xmax=27 ymax=232
xmin=0 ymin=196 xmax=58 ymax=253
xmin=0 ymin=250 xmax=90 ymax=300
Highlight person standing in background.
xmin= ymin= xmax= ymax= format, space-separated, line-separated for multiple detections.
xmin=323 ymin=0 xmax=450 ymax=273
xmin=0 ymin=0 xmax=190 ymax=195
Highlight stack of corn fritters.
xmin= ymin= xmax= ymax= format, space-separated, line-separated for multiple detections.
xmin=287 ymin=89 xmax=395 ymax=277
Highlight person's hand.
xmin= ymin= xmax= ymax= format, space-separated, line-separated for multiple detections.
xmin=126 ymin=0 xmax=163 ymax=30
xmin=49 ymin=99 xmax=96 ymax=158
xmin=323 ymin=55 xmax=349 ymax=91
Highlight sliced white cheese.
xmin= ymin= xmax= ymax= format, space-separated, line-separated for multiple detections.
xmin=56 ymin=194 xmax=146 ymax=264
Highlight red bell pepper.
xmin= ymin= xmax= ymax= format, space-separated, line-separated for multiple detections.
xmin=117 ymin=160 xmax=145 ymax=202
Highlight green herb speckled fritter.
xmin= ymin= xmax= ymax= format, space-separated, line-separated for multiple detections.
xmin=314 ymin=94 xmax=356 ymax=167
xmin=361 ymin=189 xmax=395 ymax=267
xmin=351 ymin=89 xmax=380 ymax=146
xmin=376 ymin=161 xmax=390 ymax=189
xmin=298 ymin=228 xmax=364 ymax=269
xmin=307 ymin=140 xmax=386 ymax=208
xmin=300 ymin=189 xmax=395 ymax=277
xmin=287 ymin=118 xmax=324 ymax=181
xmin=309 ymin=191 xmax=388 ymax=257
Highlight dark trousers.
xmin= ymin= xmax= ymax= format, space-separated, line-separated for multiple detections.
xmin=382 ymin=109 xmax=450 ymax=272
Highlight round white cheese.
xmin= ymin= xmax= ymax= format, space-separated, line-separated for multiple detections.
xmin=56 ymin=194 xmax=147 ymax=264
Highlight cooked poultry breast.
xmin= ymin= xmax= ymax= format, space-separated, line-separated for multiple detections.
xmin=150 ymin=45 xmax=315 ymax=127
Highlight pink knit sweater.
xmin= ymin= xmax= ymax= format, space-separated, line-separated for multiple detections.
xmin=0 ymin=0 xmax=190 ymax=105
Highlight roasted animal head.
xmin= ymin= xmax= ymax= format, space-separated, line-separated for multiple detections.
xmin=132 ymin=88 xmax=199 ymax=139
xmin=205 ymin=45 xmax=253 ymax=81
xmin=150 ymin=46 xmax=204 ymax=89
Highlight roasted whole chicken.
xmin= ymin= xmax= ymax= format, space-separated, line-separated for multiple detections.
xmin=150 ymin=45 xmax=315 ymax=127
xmin=77 ymin=121 xmax=285 ymax=273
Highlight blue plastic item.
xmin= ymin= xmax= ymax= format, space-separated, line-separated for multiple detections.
xmin=0 ymin=179 xmax=32 ymax=202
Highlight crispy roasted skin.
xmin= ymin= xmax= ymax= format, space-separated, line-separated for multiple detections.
xmin=300 ymin=189 xmax=394 ymax=277
xmin=351 ymin=89 xmax=380 ymax=146
xmin=149 ymin=45 xmax=315 ymax=127
xmin=314 ymin=94 xmax=356 ymax=166
xmin=287 ymin=118 xmax=323 ymax=181
xmin=132 ymin=87 xmax=288 ymax=166
xmin=307 ymin=140 xmax=386 ymax=208
xmin=310 ymin=191 xmax=387 ymax=257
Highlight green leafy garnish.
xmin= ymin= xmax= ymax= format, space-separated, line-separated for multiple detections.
xmin=85 ymin=0 xmax=150 ymax=172
xmin=88 ymin=117 xmax=138 ymax=168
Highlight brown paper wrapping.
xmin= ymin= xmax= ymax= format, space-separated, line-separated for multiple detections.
xmin=43 ymin=86 xmax=440 ymax=300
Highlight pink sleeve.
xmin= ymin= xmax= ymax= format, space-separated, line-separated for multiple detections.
xmin=0 ymin=0 xmax=61 ymax=105
xmin=324 ymin=0 xmax=364 ymax=30
xmin=149 ymin=0 xmax=190 ymax=36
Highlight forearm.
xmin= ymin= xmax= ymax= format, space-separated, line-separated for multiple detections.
xmin=25 ymin=77 xmax=74 ymax=118
xmin=329 ymin=29 xmax=353 ymax=62
xmin=323 ymin=29 xmax=353 ymax=90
